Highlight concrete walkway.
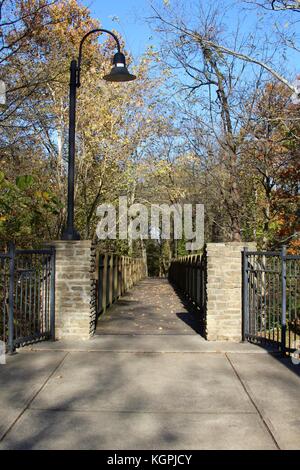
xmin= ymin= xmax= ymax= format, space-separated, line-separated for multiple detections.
xmin=0 ymin=280 xmax=300 ymax=450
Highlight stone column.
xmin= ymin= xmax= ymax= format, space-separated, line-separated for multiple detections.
xmin=206 ymin=242 xmax=256 ymax=342
xmin=47 ymin=240 xmax=93 ymax=340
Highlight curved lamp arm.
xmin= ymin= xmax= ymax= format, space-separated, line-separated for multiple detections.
xmin=77 ymin=28 xmax=121 ymax=86
xmin=62 ymin=27 xmax=133 ymax=240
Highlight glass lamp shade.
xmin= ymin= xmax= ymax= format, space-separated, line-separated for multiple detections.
xmin=103 ymin=52 xmax=136 ymax=82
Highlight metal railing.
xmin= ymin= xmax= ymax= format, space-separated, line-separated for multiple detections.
xmin=243 ymin=247 xmax=300 ymax=355
xmin=0 ymin=244 xmax=55 ymax=353
xmin=94 ymin=253 xmax=147 ymax=317
xmin=168 ymin=253 xmax=206 ymax=318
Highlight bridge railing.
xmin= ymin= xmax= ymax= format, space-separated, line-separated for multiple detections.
xmin=93 ymin=253 xmax=147 ymax=317
xmin=243 ymin=247 xmax=300 ymax=355
xmin=168 ymin=253 xmax=206 ymax=315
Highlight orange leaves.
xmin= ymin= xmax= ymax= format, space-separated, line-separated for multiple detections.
xmin=289 ymin=238 xmax=300 ymax=255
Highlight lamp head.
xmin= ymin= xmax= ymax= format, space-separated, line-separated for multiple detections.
xmin=103 ymin=52 xmax=136 ymax=82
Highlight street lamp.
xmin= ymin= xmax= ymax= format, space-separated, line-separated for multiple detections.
xmin=62 ymin=29 xmax=136 ymax=240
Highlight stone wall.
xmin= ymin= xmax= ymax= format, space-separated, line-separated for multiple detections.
xmin=48 ymin=240 xmax=93 ymax=340
xmin=206 ymin=242 xmax=256 ymax=342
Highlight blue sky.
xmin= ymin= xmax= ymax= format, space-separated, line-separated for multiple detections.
xmin=81 ymin=0 xmax=298 ymax=79
xmin=82 ymin=0 xmax=155 ymax=58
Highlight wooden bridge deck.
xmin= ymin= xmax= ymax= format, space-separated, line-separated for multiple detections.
xmin=96 ymin=278 xmax=205 ymax=336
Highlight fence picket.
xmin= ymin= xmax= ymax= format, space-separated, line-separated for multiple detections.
xmin=243 ymin=247 xmax=300 ymax=355
xmin=0 ymin=244 xmax=56 ymax=353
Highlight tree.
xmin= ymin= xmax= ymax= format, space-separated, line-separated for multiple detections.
xmin=242 ymin=81 xmax=300 ymax=248
xmin=0 ymin=170 xmax=62 ymax=246
xmin=243 ymin=1 xmax=300 ymax=12
xmin=151 ymin=2 xmax=299 ymax=96
xmin=0 ymin=0 xmax=164 ymax=246
xmin=150 ymin=2 xmax=267 ymax=240
xmin=149 ymin=0 xmax=299 ymax=249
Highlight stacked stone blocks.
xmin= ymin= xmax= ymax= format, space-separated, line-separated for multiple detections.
xmin=206 ymin=242 xmax=256 ymax=342
xmin=48 ymin=240 xmax=93 ymax=340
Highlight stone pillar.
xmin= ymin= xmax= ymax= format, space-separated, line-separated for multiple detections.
xmin=48 ymin=240 xmax=93 ymax=340
xmin=206 ymin=242 xmax=256 ymax=342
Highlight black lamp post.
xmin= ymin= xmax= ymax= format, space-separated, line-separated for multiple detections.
xmin=62 ymin=29 xmax=136 ymax=240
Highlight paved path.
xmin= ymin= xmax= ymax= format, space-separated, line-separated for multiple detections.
xmin=96 ymin=278 xmax=205 ymax=336
xmin=0 ymin=279 xmax=300 ymax=450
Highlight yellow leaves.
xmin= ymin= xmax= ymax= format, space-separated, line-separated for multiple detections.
xmin=35 ymin=190 xmax=50 ymax=201
xmin=153 ymin=160 xmax=172 ymax=177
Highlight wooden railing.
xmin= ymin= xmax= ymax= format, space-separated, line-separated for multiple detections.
xmin=94 ymin=253 xmax=147 ymax=316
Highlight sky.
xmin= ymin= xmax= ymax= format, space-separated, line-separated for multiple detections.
xmin=81 ymin=0 xmax=298 ymax=81
xmin=81 ymin=0 xmax=155 ymax=59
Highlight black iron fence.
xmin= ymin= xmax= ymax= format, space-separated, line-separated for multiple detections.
xmin=168 ymin=253 xmax=206 ymax=319
xmin=0 ymin=244 xmax=55 ymax=353
xmin=243 ymin=247 xmax=300 ymax=355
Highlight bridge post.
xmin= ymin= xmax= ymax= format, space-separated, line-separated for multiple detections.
xmin=46 ymin=240 xmax=93 ymax=340
xmin=206 ymin=242 xmax=256 ymax=342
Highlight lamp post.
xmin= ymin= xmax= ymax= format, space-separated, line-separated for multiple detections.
xmin=62 ymin=29 xmax=136 ymax=240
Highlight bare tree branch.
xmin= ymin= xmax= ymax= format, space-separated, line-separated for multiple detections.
xmin=151 ymin=6 xmax=298 ymax=94
xmin=244 ymin=0 xmax=300 ymax=12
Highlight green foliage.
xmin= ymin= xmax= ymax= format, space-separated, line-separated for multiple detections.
xmin=15 ymin=175 xmax=34 ymax=191
xmin=177 ymin=238 xmax=189 ymax=257
xmin=0 ymin=0 xmax=298 ymax=256
xmin=0 ymin=172 xmax=63 ymax=246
